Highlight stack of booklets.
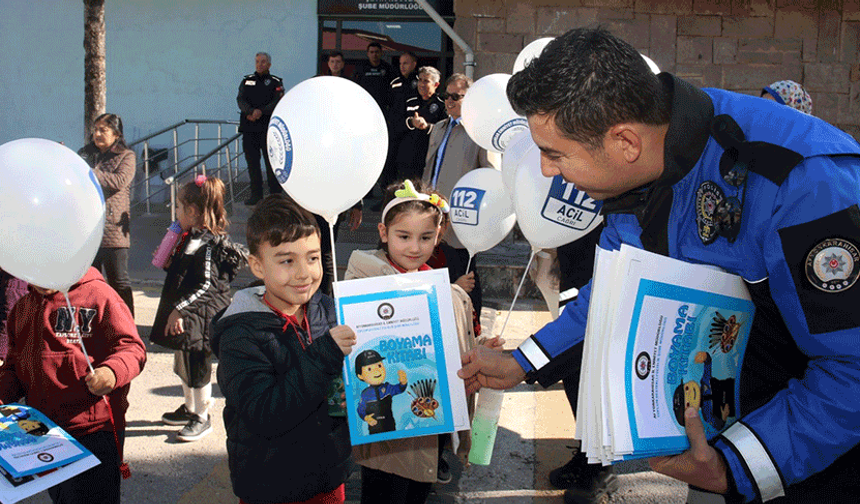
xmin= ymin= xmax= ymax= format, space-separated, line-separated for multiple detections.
xmin=577 ymin=244 xmax=755 ymax=464
xmin=337 ymin=269 xmax=470 ymax=446
xmin=0 ymin=404 xmax=100 ymax=503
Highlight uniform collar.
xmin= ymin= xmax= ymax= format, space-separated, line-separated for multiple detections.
xmin=602 ymin=73 xmax=714 ymax=216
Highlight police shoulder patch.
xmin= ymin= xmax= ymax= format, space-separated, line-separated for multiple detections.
xmin=804 ymin=238 xmax=860 ymax=293
xmin=778 ymin=205 xmax=860 ymax=334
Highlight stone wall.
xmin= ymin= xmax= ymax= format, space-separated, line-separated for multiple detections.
xmin=452 ymin=0 xmax=860 ymax=139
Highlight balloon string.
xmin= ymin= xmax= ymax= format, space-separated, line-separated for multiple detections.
xmin=328 ymin=221 xmax=341 ymax=323
xmin=465 ymin=254 xmax=473 ymax=278
xmin=499 ymin=249 xmax=536 ymax=339
xmin=63 ymin=292 xmax=96 ymax=375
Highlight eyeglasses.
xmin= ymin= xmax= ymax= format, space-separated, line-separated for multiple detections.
xmin=439 ymin=92 xmax=463 ymax=101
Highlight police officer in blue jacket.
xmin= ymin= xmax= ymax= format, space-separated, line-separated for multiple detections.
xmin=237 ymin=52 xmax=284 ymax=205
xmin=458 ymin=27 xmax=860 ymax=504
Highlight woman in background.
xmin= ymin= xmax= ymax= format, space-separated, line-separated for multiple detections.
xmin=79 ymin=113 xmax=136 ymax=316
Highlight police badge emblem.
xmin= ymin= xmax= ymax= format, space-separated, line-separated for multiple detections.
xmin=804 ymin=238 xmax=860 ymax=292
xmin=264 ymin=79 xmax=271 ymax=86
xmin=695 ymin=181 xmax=724 ymax=244
xmin=429 ymin=103 xmax=439 ymax=114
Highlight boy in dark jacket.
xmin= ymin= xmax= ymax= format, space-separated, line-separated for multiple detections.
xmin=212 ymin=194 xmax=357 ymax=504
xmin=0 ymin=267 xmax=146 ymax=504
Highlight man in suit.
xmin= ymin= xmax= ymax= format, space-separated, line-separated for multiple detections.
xmin=423 ymin=73 xmax=490 ymax=316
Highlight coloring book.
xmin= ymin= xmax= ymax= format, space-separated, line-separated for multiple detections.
xmin=337 ymin=269 xmax=470 ymax=446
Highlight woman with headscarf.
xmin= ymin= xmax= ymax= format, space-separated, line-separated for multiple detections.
xmin=761 ymin=80 xmax=813 ymax=115
xmin=78 ymin=113 xmax=136 ymax=316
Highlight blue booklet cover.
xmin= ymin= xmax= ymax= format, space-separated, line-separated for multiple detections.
xmin=0 ymin=404 xmax=93 ymax=479
xmin=337 ymin=269 xmax=470 ymax=446
xmin=622 ymin=280 xmax=755 ymax=458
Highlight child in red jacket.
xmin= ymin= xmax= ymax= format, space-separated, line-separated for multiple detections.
xmin=0 ymin=267 xmax=146 ymax=504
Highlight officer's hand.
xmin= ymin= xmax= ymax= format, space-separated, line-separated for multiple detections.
xmin=250 ymin=109 xmax=263 ymax=121
xmin=398 ymin=369 xmax=407 ymax=384
xmin=364 ymin=414 xmax=377 ymax=426
xmin=649 ymin=407 xmax=728 ymax=493
xmin=694 ymin=351 xmax=709 ymax=364
xmin=481 ymin=336 xmax=506 ymax=350
xmin=721 ymin=403 xmax=730 ymax=421
xmin=412 ymin=112 xmax=429 ymax=130
xmin=458 ymin=345 xmax=526 ymax=395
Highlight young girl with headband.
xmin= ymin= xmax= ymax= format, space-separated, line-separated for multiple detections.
xmin=345 ymin=179 xmax=501 ymax=503
xmin=151 ymin=175 xmax=247 ymax=442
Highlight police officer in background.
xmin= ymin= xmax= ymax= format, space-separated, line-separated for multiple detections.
xmin=376 ymin=52 xmax=420 ymax=203
xmin=237 ymin=52 xmax=284 ymax=206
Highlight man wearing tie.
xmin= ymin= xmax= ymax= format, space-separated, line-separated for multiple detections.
xmin=423 ymin=73 xmax=489 ymax=316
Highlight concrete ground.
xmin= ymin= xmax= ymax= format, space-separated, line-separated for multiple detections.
xmin=18 ymin=203 xmax=687 ymax=504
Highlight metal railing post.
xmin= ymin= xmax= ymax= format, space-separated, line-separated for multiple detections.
xmin=172 ymin=127 xmax=179 ymax=178
xmin=217 ymin=124 xmax=223 ymax=181
xmin=226 ymin=145 xmax=235 ymax=207
xmin=169 ymin=180 xmax=176 ymax=222
xmin=143 ymin=141 xmax=151 ymax=214
xmin=194 ymin=123 xmax=200 ymax=164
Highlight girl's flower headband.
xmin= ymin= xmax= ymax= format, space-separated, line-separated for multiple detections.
xmin=380 ymin=180 xmax=450 ymax=223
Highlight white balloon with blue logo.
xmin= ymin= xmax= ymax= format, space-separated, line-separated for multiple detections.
xmin=0 ymin=138 xmax=106 ymax=291
xmin=460 ymin=74 xmax=528 ymax=154
xmin=512 ymin=37 xmax=554 ymax=74
xmin=513 ymin=159 xmax=604 ymax=251
xmin=501 ymin=128 xmax=538 ymax=197
xmin=449 ymin=168 xmax=516 ymax=258
xmin=267 ymin=76 xmax=387 ymax=223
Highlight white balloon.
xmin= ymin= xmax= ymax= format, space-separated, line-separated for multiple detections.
xmin=500 ymin=128 xmax=537 ymax=196
xmin=513 ymin=37 xmax=554 ymax=74
xmin=0 ymin=139 xmax=105 ymax=291
xmin=460 ymin=74 xmax=528 ymax=154
xmin=513 ymin=159 xmax=603 ymax=250
xmin=641 ymin=53 xmax=661 ymax=74
xmin=450 ymin=168 xmax=516 ymax=256
xmin=267 ymin=76 xmax=387 ymax=222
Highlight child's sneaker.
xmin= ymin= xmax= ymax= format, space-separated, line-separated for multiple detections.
xmin=177 ymin=414 xmax=212 ymax=442
xmin=161 ymin=404 xmax=194 ymax=426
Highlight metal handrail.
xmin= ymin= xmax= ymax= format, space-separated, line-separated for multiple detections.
xmin=162 ymin=132 xmax=242 ymax=183
xmin=128 ymin=119 xmax=248 ymax=217
xmin=127 ymin=119 xmax=239 ymax=148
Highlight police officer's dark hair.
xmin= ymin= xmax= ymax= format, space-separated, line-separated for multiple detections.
xmin=327 ymin=51 xmax=344 ymax=61
xmin=507 ymin=27 xmax=671 ymax=151
xmin=246 ymin=194 xmax=319 ymax=256
xmin=400 ymin=51 xmax=418 ymax=62
xmin=90 ymin=113 xmax=128 ymax=150
xmin=367 ymin=42 xmax=383 ymax=51
xmin=256 ymin=52 xmax=271 ymax=64
xmin=672 ymin=383 xmax=687 ymax=426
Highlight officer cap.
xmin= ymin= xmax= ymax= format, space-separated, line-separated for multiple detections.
xmin=355 ymin=349 xmax=385 ymax=375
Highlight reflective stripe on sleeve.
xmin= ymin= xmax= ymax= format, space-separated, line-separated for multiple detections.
xmin=722 ymin=422 xmax=785 ymax=502
xmin=518 ymin=336 xmax=550 ymax=371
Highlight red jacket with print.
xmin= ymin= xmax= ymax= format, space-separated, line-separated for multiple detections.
xmin=0 ymin=267 xmax=146 ymax=438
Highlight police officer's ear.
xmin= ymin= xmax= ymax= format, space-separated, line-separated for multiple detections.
xmin=607 ymin=123 xmax=643 ymax=164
